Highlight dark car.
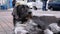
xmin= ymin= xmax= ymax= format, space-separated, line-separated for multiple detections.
xmin=48 ymin=0 xmax=60 ymax=10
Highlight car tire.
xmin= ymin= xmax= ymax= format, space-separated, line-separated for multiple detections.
xmin=48 ymin=6 xmax=51 ymax=9
xmin=48 ymin=6 xmax=53 ymax=10
xmin=50 ymin=7 xmax=54 ymax=11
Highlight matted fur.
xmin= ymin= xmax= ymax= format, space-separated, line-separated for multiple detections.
xmin=14 ymin=19 xmax=43 ymax=34
xmin=12 ymin=4 xmax=60 ymax=34
xmin=12 ymin=5 xmax=31 ymax=26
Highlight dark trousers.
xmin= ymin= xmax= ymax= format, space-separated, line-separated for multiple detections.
xmin=42 ymin=1 xmax=47 ymax=11
xmin=13 ymin=15 xmax=17 ymax=27
xmin=13 ymin=17 xmax=16 ymax=26
xmin=12 ymin=4 xmax=15 ymax=8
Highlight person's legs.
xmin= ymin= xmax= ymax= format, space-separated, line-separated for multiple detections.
xmin=13 ymin=16 xmax=16 ymax=27
xmin=12 ymin=4 xmax=15 ymax=8
xmin=42 ymin=1 xmax=47 ymax=11
xmin=13 ymin=18 xmax=16 ymax=26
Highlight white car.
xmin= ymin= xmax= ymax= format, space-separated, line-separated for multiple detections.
xmin=26 ymin=1 xmax=43 ymax=10
xmin=16 ymin=0 xmax=43 ymax=10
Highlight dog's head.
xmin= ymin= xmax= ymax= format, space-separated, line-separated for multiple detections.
xmin=16 ymin=5 xmax=32 ymax=23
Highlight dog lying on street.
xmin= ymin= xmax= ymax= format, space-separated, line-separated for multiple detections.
xmin=12 ymin=4 xmax=45 ymax=34
xmin=12 ymin=4 xmax=31 ymax=26
xmin=12 ymin=4 xmax=60 ymax=34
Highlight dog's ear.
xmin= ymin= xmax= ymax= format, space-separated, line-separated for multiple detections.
xmin=16 ymin=5 xmax=22 ymax=17
xmin=16 ymin=5 xmax=20 ymax=13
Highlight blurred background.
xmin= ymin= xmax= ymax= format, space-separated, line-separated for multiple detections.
xmin=0 ymin=0 xmax=60 ymax=34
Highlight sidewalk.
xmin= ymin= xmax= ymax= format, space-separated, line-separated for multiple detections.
xmin=0 ymin=11 xmax=13 ymax=34
xmin=8 ymin=8 xmax=13 ymax=11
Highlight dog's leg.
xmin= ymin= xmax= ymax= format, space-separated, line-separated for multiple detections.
xmin=13 ymin=28 xmax=15 ymax=34
xmin=14 ymin=28 xmax=17 ymax=34
xmin=44 ymin=29 xmax=53 ymax=34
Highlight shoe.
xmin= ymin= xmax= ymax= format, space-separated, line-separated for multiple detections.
xmin=43 ymin=9 xmax=47 ymax=11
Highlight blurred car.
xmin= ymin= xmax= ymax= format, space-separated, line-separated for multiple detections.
xmin=26 ymin=0 xmax=43 ymax=10
xmin=16 ymin=0 xmax=43 ymax=10
xmin=48 ymin=0 xmax=60 ymax=10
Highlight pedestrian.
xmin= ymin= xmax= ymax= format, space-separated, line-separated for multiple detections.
xmin=12 ymin=0 xmax=16 ymax=8
xmin=41 ymin=0 xmax=48 ymax=11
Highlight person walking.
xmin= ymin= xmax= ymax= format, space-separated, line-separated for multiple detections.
xmin=41 ymin=0 xmax=48 ymax=11
xmin=12 ymin=0 xmax=16 ymax=8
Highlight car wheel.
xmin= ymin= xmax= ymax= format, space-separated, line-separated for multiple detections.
xmin=48 ymin=6 xmax=51 ymax=9
xmin=33 ymin=6 xmax=37 ymax=10
xmin=50 ymin=7 xmax=54 ymax=11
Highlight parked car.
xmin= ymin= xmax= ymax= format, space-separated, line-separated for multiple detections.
xmin=27 ymin=0 xmax=43 ymax=10
xmin=16 ymin=0 xmax=43 ymax=10
xmin=48 ymin=0 xmax=60 ymax=10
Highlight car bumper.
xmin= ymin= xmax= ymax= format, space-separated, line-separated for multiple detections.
xmin=53 ymin=6 xmax=60 ymax=9
xmin=48 ymin=5 xmax=60 ymax=9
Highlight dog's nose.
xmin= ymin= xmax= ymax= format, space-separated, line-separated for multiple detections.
xmin=28 ymin=12 xmax=32 ymax=14
xmin=26 ymin=33 xmax=29 ymax=34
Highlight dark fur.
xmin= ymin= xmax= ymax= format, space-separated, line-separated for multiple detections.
xmin=57 ymin=20 xmax=60 ymax=26
xmin=12 ymin=5 xmax=47 ymax=31
xmin=12 ymin=5 xmax=47 ymax=30
xmin=16 ymin=5 xmax=29 ymax=18
xmin=12 ymin=5 xmax=60 ymax=34
xmin=12 ymin=5 xmax=31 ymax=26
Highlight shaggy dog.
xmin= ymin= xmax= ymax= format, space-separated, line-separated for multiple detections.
xmin=12 ymin=5 xmax=49 ymax=34
xmin=12 ymin=5 xmax=30 ymax=26
xmin=12 ymin=4 xmax=60 ymax=34
xmin=12 ymin=4 xmax=46 ymax=30
xmin=14 ymin=11 xmax=43 ymax=34
xmin=12 ymin=5 xmax=45 ymax=34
